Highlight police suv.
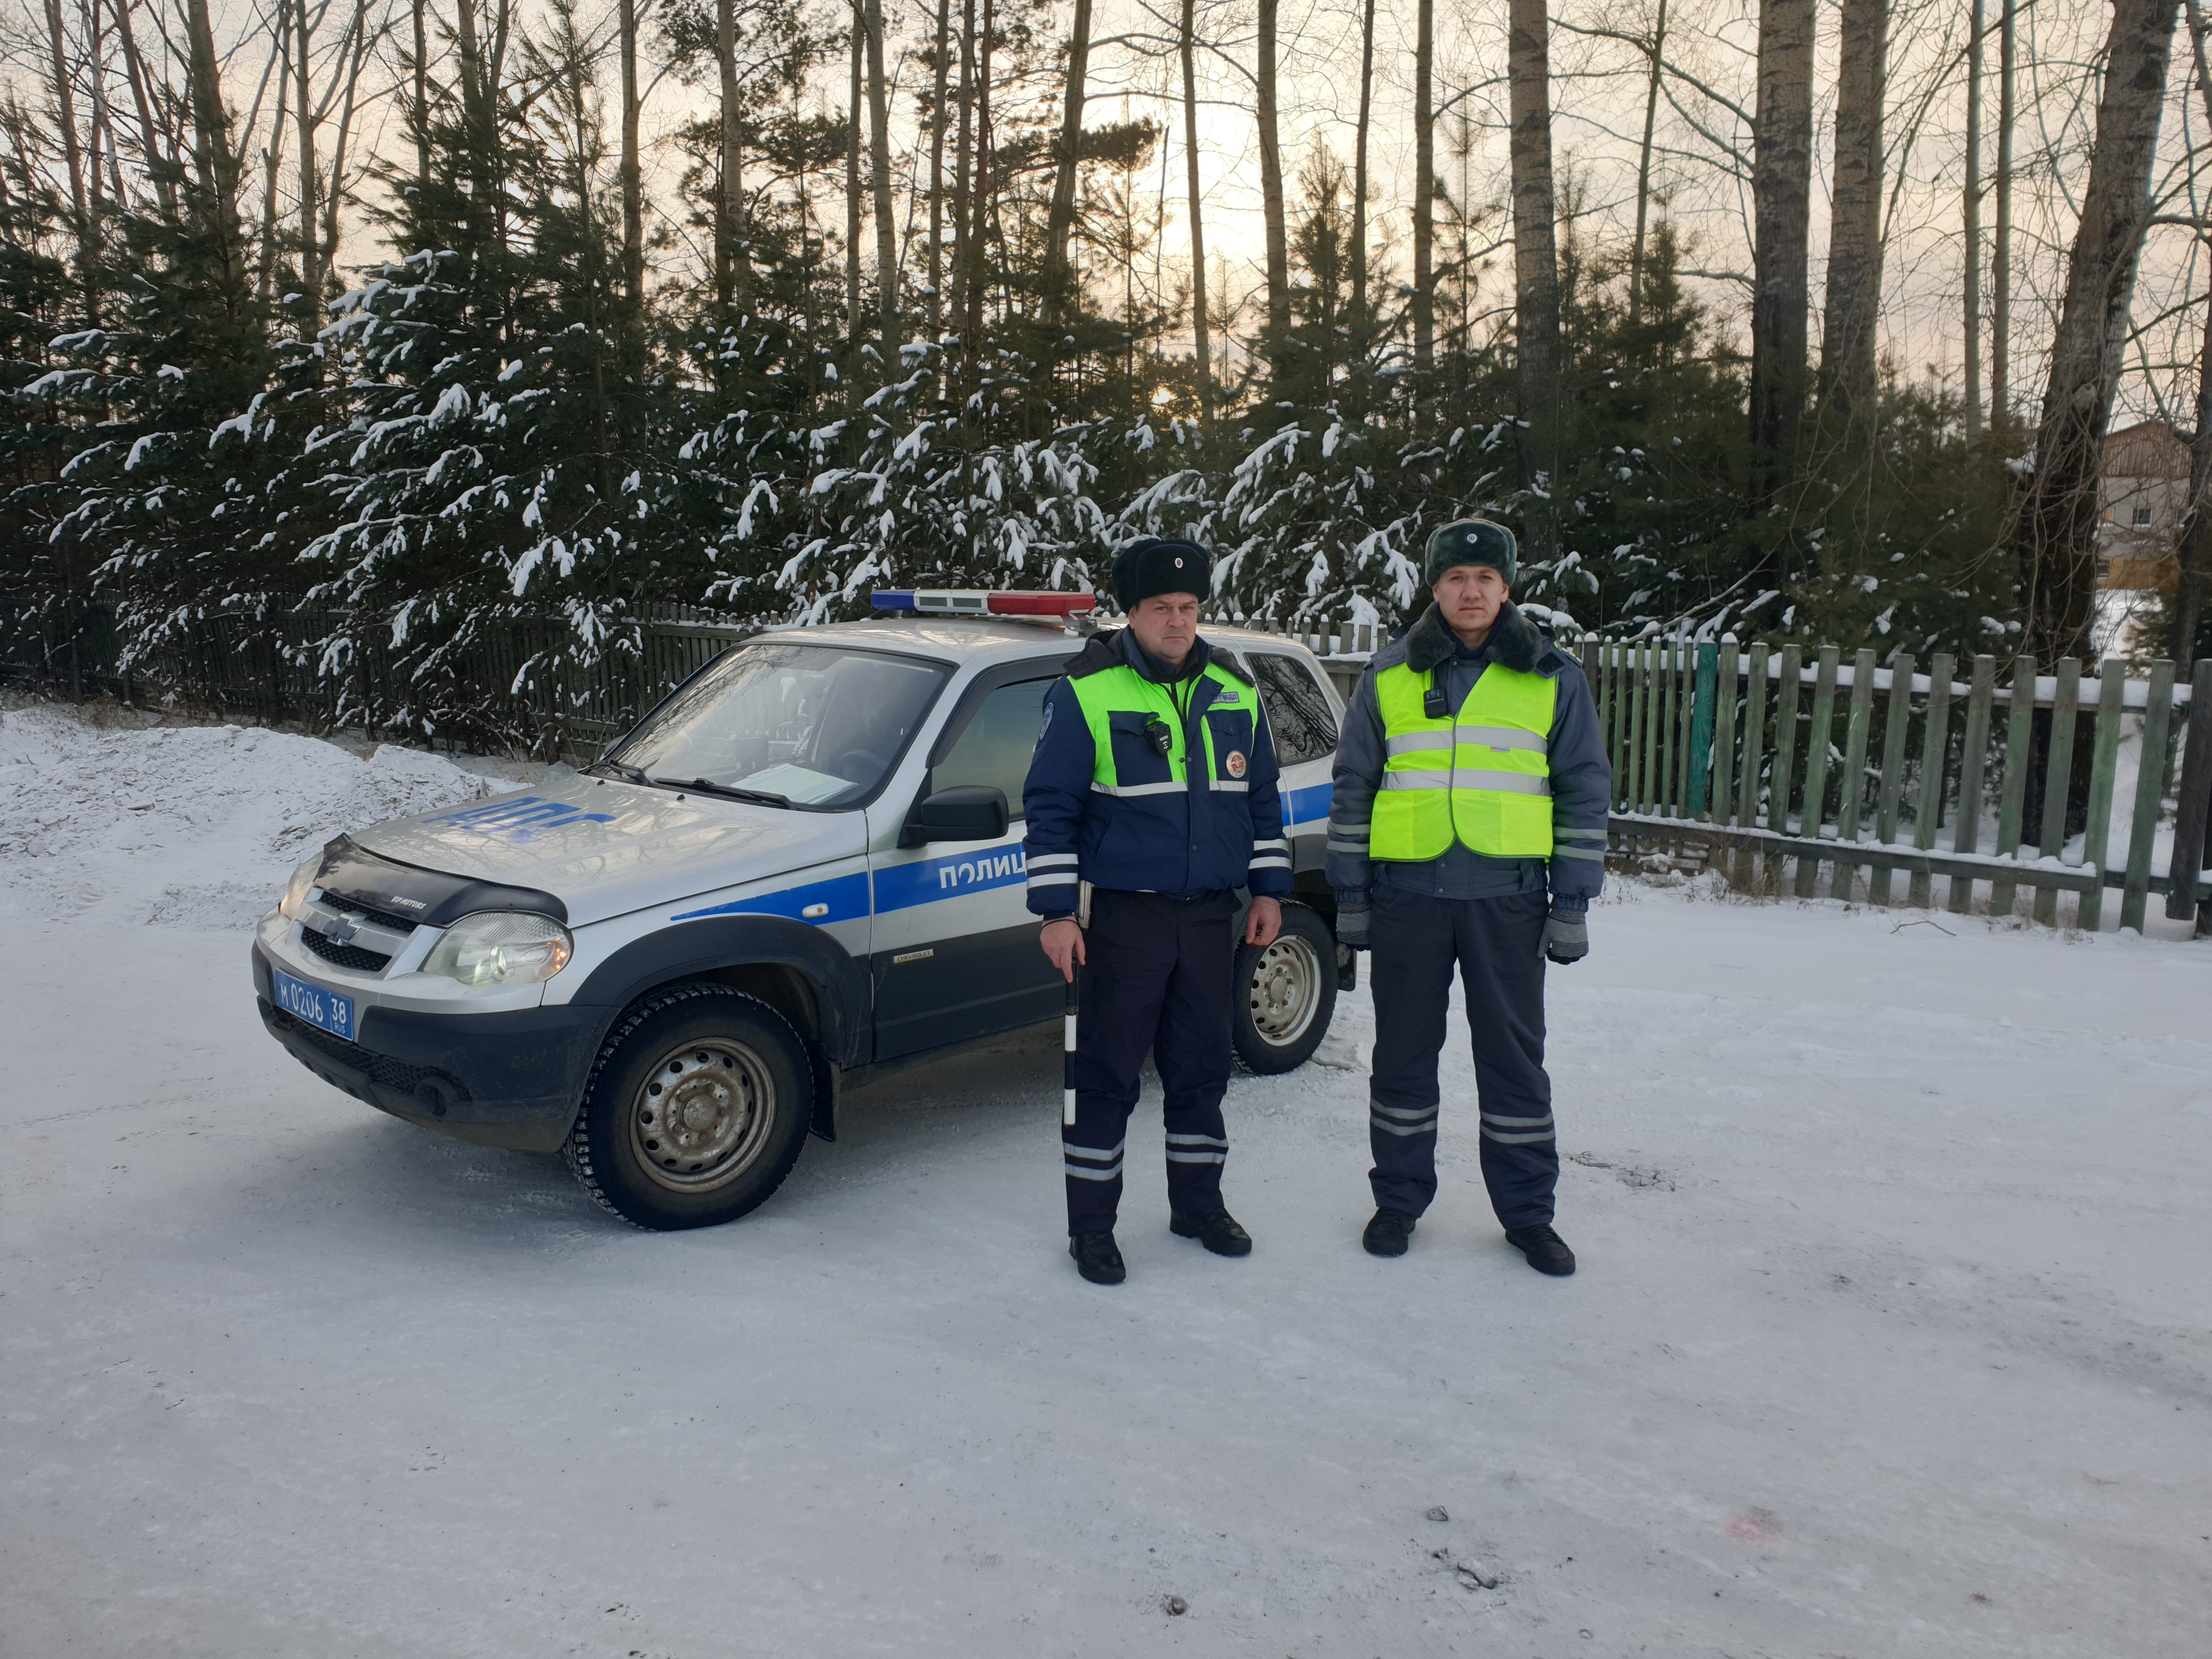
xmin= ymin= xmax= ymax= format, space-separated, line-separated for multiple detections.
xmin=252 ymin=591 xmax=1351 ymax=1229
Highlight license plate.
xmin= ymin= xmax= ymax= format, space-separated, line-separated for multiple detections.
xmin=272 ymin=968 xmax=356 ymax=1042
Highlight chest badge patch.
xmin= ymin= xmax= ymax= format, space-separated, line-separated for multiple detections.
xmin=1226 ymin=749 xmax=1248 ymax=778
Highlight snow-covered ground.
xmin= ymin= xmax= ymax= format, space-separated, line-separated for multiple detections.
xmin=4 ymin=699 xmax=2209 ymax=1658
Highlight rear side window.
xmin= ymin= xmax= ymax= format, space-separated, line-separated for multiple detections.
xmin=931 ymin=679 xmax=1054 ymax=817
xmin=1248 ymin=652 xmax=1340 ymax=766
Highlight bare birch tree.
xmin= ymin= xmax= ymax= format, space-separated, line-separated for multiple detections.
xmin=1508 ymin=0 xmax=1560 ymax=558
xmin=1181 ymin=0 xmax=1210 ymax=419
xmin=1817 ymin=0 xmax=1887 ymax=454
xmin=1042 ymin=0 xmax=1092 ymax=323
xmin=1256 ymin=0 xmax=1289 ymax=371
xmin=2012 ymin=0 xmax=2181 ymax=666
xmin=1747 ymin=0 xmax=1815 ymax=560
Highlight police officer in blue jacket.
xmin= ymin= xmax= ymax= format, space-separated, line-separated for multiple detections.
xmin=1023 ymin=540 xmax=1295 ymax=1285
xmin=1328 ymin=520 xmax=1612 ymax=1276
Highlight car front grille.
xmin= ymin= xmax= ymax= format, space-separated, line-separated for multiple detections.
xmin=300 ymin=927 xmax=392 ymax=973
xmin=326 ymin=896 xmax=422 ymax=934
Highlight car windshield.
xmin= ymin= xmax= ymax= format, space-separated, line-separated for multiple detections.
xmin=602 ymin=641 xmax=951 ymax=810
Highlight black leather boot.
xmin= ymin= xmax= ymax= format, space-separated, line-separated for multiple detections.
xmin=1069 ymin=1231 xmax=1127 ymax=1284
xmin=1504 ymin=1224 xmax=1576 ymax=1277
xmin=1169 ymin=1208 xmax=1252 ymax=1256
xmin=1363 ymin=1207 xmax=1417 ymax=1257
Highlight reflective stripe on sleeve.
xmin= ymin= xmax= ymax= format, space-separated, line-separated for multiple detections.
xmin=1209 ymin=778 xmax=1251 ymax=792
xmin=1028 ymin=870 xmax=1081 ymax=888
xmin=1026 ymin=851 xmax=1081 ymax=867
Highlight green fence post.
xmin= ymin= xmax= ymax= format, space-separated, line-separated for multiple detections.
xmin=1710 ymin=639 xmax=1740 ymax=827
xmin=1688 ymin=641 xmax=1719 ymax=819
xmin=1990 ymin=653 xmax=2037 ymax=918
xmin=2034 ymin=658 xmax=2082 ymax=926
xmin=1796 ymin=645 xmax=1839 ymax=898
xmin=2120 ymin=659 xmax=2176 ymax=933
xmin=1949 ymin=654 xmax=1997 ymax=915
xmin=2078 ymin=663 xmax=2126 ymax=933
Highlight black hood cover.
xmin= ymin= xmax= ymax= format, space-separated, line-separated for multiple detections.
xmin=314 ymin=836 xmax=569 ymax=928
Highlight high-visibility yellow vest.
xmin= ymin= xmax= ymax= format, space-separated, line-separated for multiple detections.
xmin=1068 ymin=659 xmax=1248 ymax=792
xmin=1370 ymin=659 xmax=1556 ymax=860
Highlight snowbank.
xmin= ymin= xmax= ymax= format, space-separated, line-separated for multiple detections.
xmin=0 ymin=701 xmax=536 ymax=928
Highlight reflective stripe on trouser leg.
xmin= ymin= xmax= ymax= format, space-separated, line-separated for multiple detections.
xmin=1066 ymin=889 xmax=1239 ymax=1232
xmin=1454 ymin=892 xmax=1559 ymax=1230
xmin=1364 ymin=887 xmax=1462 ymax=1218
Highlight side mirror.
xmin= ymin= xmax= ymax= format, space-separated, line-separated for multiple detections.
xmin=900 ymin=784 xmax=1010 ymax=848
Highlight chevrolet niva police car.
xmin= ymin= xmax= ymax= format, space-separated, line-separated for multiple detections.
xmin=252 ymin=591 xmax=1352 ymax=1229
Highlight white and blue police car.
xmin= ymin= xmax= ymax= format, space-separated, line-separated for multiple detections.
xmin=252 ymin=591 xmax=1351 ymax=1229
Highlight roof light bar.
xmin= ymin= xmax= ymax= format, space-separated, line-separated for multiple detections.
xmin=870 ymin=589 xmax=1097 ymax=618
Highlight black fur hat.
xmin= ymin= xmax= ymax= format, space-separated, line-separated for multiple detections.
xmin=1112 ymin=538 xmax=1212 ymax=609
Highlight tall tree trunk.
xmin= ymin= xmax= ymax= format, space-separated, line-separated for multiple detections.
xmin=42 ymin=0 xmax=92 ymax=323
xmin=716 ymin=0 xmax=741 ymax=317
xmin=865 ymin=0 xmax=897 ymax=340
xmin=846 ymin=0 xmax=864 ymax=345
xmin=967 ymin=0 xmax=995 ymax=341
xmin=1993 ymin=0 xmax=2016 ymax=431
xmin=1507 ymin=0 xmax=1560 ymax=560
xmin=950 ymin=0 xmax=976 ymax=334
xmin=183 ymin=0 xmax=247 ymax=305
xmin=1746 ymin=0 xmax=1815 ymax=554
xmin=1412 ymin=0 xmax=1434 ymax=377
xmin=929 ymin=0 xmax=950 ymax=333
xmin=1043 ymin=0 xmax=1093 ymax=324
xmin=109 ymin=0 xmax=175 ymax=222
xmin=619 ymin=0 xmax=644 ymax=313
xmin=319 ymin=3 xmax=370 ymax=293
xmin=257 ymin=17 xmax=289 ymax=307
xmin=1964 ymin=0 xmax=1984 ymax=436
xmin=1629 ymin=0 xmax=1669 ymax=326
xmin=1256 ymin=0 xmax=1288 ymax=374
xmin=1817 ymin=0 xmax=1886 ymax=450
xmin=2012 ymin=0 xmax=2180 ymax=667
xmin=294 ymin=0 xmax=321 ymax=303
xmin=1181 ymin=0 xmax=1210 ymax=422
xmin=413 ymin=0 xmax=428 ymax=188
xmin=1351 ymin=0 xmax=1375 ymax=328
xmin=2168 ymin=0 xmax=2212 ymax=663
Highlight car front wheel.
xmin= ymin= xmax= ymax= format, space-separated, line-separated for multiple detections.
xmin=565 ymin=984 xmax=812 ymax=1229
xmin=1232 ymin=901 xmax=1336 ymax=1074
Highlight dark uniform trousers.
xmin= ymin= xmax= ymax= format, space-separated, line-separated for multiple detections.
xmin=1367 ymin=886 xmax=1558 ymax=1229
xmin=1062 ymin=889 xmax=1238 ymax=1234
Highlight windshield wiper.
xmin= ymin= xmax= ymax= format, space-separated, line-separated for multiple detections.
xmin=588 ymin=758 xmax=649 ymax=784
xmin=655 ymin=776 xmax=793 ymax=808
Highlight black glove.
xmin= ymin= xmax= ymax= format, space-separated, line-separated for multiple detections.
xmin=1541 ymin=906 xmax=1588 ymax=966
xmin=1335 ymin=896 xmax=1371 ymax=951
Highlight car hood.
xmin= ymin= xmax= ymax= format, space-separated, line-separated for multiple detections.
xmin=352 ymin=777 xmax=869 ymax=927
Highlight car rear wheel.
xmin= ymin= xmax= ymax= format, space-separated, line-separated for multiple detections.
xmin=566 ymin=984 xmax=812 ymax=1229
xmin=1232 ymin=901 xmax=1336 ymax=1074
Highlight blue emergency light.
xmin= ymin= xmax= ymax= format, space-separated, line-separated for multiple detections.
xmin=870 ymin=589 xmax=1097 ymax=618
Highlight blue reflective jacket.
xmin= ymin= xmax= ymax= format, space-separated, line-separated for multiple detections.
xmin=1022 ymin=630 xmax=1294 ymax=917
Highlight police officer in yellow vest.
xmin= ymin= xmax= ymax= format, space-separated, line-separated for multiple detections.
xmin=1023 ymin=540 xmax=1295 ymax=1285
xmin=1327 ymin=520 xmax=1612 ymax=1274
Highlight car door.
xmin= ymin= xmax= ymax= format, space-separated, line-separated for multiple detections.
xmin=1238 ymin=647 xmax=1345 ymax=876
xmin=868 ymin=658 xmax=1072 ymax=1060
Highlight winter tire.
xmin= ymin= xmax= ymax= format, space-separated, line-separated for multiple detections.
xmin=1232 ymin=900 xmax=1336 ymax=1074
xmin=565 ymin=984 xmax=812 ymax=1230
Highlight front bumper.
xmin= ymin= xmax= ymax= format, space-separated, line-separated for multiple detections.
xmin=252 ymin=941 xmax=603 ymax=1152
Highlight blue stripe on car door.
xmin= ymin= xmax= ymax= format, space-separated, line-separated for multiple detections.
xmin=873 ymin=847 xmax=1029 ymax=915
xmin=671 ymin=870 xmax=871 ymax=924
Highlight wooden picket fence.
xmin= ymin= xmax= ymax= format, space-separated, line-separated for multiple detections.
xmin=1577 ymin=640 xmax=2212 ymax=933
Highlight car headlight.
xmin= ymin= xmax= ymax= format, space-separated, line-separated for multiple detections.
xmin=279 ymin=855 xmax=321 ymax=923
xmin=422 ymin=911 xmax=574 ymax=986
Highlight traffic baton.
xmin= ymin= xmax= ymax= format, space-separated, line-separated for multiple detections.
xmin=1063 ymin=881 xmax=1092 ymax=1127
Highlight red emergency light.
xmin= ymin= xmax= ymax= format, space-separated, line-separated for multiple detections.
xmin=870 ymin=589 xmax=1098 ymax=618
